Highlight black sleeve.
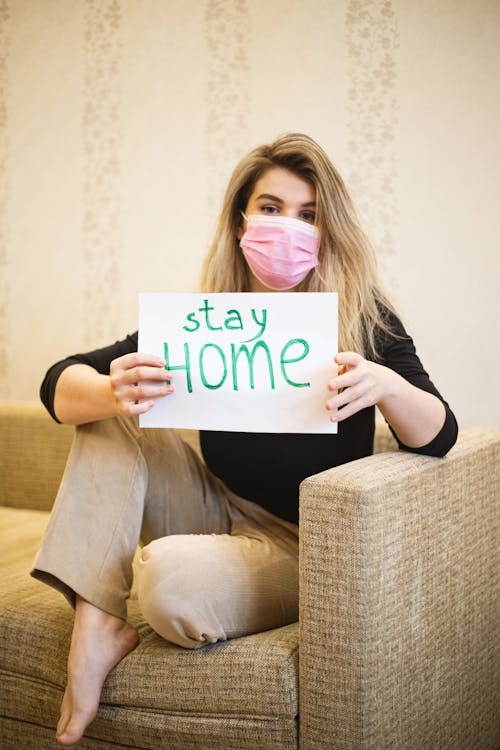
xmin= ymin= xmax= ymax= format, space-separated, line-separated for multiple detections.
xmin=40 ymin=332 xmax=138 ymax=422
xmin=376 ymin=313 xmax=458 ymax=457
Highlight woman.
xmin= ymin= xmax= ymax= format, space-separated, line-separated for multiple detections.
xmin=33 ymin=133 xmax=458 ymax=746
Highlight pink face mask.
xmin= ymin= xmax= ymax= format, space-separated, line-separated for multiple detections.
xmin=239 ymin=213 xmax=320 ymax=291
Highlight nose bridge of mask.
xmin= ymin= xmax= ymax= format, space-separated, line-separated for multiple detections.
xmin=241 ymin=211 xmax=319 ymax=239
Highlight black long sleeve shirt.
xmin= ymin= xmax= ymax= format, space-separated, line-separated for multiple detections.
xmin=40 ymin=315 xmax=458 ymax=524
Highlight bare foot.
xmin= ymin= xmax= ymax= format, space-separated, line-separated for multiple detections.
xmin=56 ymin=595 xmax=139 ymax=746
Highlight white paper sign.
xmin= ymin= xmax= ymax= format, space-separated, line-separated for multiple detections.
xmin=139 ymin=292 xmax=338 ymax=433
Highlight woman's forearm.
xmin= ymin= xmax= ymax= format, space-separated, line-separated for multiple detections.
xmin=327 ymin=352 xmax=447 ymax=450
xmin=377 ymin=370 xmax=446 ymax=448
xmin=54 ymin=364 xmax=117 ymax=425
xmin=53 ymin=352 xmax=171 ymax=425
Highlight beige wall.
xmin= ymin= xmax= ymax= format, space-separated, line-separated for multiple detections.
xmin=0 ymin=0 xmax=498 ymax=428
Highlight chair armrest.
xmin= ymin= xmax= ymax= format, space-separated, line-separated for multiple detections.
xmin=298 ymin=428 xmax=500 ymax=750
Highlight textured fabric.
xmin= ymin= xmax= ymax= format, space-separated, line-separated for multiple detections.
xmin=372 ymin=418 xmax=398 ymax=454
xmin=138 ymin=530 xmax=299 ymax=647
xmin=1 ymin=709 xmax=297 ymax=750
xmin=299 ymin=426 xmax=500 ymax=750
xmin=0 ymin=506 xmax=299 ymax=748
xmin=0 ymin=400 xmax=74 ymax=511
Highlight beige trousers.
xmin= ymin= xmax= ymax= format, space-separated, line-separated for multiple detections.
xmin=31 ymin=417 xmax=299 ymax=649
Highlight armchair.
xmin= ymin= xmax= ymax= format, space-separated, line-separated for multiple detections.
xmin=0 ymin=401 xmax=498 ymax=748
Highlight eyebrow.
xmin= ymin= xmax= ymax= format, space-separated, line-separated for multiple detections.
xmin=255 ymin=193 xmax=316 ymax=207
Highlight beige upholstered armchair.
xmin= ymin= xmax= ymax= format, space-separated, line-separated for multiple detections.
xmin=0 ymin=401 xmax=499 ymax=749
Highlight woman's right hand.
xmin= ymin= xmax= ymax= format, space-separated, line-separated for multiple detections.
xmin=109 ymin=352 xmax=173 ymax=417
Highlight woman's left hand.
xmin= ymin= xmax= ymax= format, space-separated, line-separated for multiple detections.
xmin=325 ymin=352 xmax=396 ymax=422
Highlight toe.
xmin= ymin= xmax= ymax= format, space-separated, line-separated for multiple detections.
xmin=56 ymin=709 xmax=96 ymax=746
xmin=56 ymin=691 xmax=71 ymax=737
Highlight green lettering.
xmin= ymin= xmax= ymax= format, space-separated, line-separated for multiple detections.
xmin=231 ymin=341 xmax=275 ymax=391
xmin=199 ymin=298 xmax=223 ymax=331
xmin=164 ymin=342 xmax=192 ymax=393
xmin=182 ymin=311 xmax=200 ymax=333
xmin=224 ymin=309 xmax=244 ymax=331
xmin=242 ymin=308 xmax=267 ymax=343
xmin=280 ymin=338 xmax=310 ymax=388
xmin=199 ymin=343 xmax=227 ymax=390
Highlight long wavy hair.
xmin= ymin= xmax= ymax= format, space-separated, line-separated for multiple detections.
xmin=200 ymin=132 xmax=397 ymax=359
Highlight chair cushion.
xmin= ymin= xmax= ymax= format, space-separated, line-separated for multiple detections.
xmin=0 ymin=506 xmax=299 ymax=749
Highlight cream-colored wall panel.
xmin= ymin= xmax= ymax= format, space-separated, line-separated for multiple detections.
xmin=247 ymin=0 xmax=348 ymax=162
xmin=120 ymin=0 xmax=207 ymax=324
xmin=393 ymin=0 xmax=500 ymax=427
xmin=7 ymin=0 xmax=84 ymax=399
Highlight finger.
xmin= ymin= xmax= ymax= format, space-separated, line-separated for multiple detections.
xmin=334 ymin=352 xmax=362 ymax=368
xmin=325 ymin=383 xmax=364 ymax=411
xmin=113 ymin=352 xmax=166 ymax=370
xmin=328 ymin=396 xmax=368 ymax=423
xmin=122 ymin=399 xmax=156 ymax=417
xmin=328 ymin=367 xmax=364 ymax=392
xmin=128 ymin=383 xmax=174 ymax=402
xmin=118 ymin=366 xmax=173 ymax=386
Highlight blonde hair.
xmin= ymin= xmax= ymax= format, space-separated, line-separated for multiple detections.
xmin=200 ymin=132 xmax=397 ymax=359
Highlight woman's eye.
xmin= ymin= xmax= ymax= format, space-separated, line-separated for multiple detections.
xmin=299 ymin=211 xmax=316 ymax=223
xmin=261 ymin=205 xmax=280 ymax=215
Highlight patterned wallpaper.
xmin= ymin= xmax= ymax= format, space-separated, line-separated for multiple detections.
xmin=346 ymin=0 xmax=399 ymax=274
xmin=0 ymin=0 xmax=497 ymax=427
xmin=0 ymin=0 xmax=400 ymax=395
xmin=204 ymin=0 xmax=249 ymax=213
xmin=83 ymin=0 xmax=122 ymax=346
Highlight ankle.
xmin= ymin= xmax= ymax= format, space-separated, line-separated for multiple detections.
xmin=75 ymin=595 xmax=127 ymax=629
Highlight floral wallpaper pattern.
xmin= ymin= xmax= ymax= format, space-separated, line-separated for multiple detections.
xmin=346 ymin=0 xmax=399 ymax=272
xmin=205 ymin=0 xmax=249 ymax=213
xmin=83 ymin=0 xmax=122 ymax=346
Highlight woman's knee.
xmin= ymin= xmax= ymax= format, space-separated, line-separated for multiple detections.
xmin=137 ymin=535 xmax=228 ymax=649
xmin=136 ymin=532 xmax=298 ymax=649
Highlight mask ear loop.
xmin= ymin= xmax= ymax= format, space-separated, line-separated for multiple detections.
xmin=311 ymin=240 xmax=332 ymax=289
xmin=313 ymin=244 xmax=337 ymax=292
xmin=237 ymin=211 xmax=248 ymax=244
xmin=313 ymin=264 xmax=329 ymax=287
xmin=311 ymin=215 xmax=333 ymax=288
